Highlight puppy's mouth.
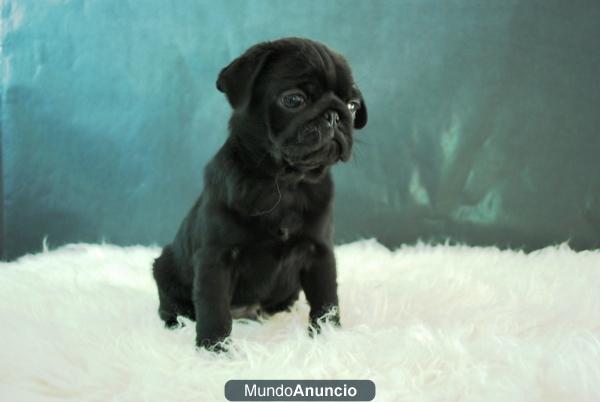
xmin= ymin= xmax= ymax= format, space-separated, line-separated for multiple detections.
xmin=283 ymin=127 xmax=351 ymax=168
xmin=283 ymin=161 xmax=327 ymax=180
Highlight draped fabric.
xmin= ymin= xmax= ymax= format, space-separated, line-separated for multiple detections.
xmin=2 ymin=0 xmax=599 ymax=259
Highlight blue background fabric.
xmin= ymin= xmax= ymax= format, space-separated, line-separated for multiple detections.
xmin=1 ymin=0 xmax=599 ymax=259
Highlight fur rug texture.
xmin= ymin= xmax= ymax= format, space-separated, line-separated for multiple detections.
xmin=1 ymin=240 xmax=599 ymax=402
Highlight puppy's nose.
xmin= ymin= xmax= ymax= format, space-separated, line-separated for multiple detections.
xmin=323 ymin=110 xmax=340 ymax=128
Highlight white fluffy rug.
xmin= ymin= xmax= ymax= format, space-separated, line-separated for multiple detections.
xmin=1 ymin=240 xmax=600 ymax=402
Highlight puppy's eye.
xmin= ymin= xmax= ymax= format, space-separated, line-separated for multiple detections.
xmin=347 ymin=100 xmax=361 ymax=115
xmin=281 ymin=93 xmax=306 ymax=109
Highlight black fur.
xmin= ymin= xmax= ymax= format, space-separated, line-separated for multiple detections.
xmin=152 ymin=38 xmax=368 ymax=350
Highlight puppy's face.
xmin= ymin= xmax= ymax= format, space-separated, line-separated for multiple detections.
xmin=217 ymin=38 xmax=367 ymax=180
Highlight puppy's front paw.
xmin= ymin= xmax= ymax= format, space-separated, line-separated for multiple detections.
xmin=196 ymin=337 xmax=231 ymax=353
xmin=308 ymin=307 xmax=341 ymax=337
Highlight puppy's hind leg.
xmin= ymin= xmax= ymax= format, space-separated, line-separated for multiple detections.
xmin=152 ymin=246 xmax=194 ymax=328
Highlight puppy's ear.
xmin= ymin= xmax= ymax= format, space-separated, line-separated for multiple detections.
xmin=216 ymin=44 xmax=272 ymax=110
xmin=354 ymin=89 xmax=368 ymax=129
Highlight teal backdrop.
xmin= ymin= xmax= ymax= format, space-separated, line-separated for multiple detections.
xmin=1 ymin=0 xmax=599 ymax=259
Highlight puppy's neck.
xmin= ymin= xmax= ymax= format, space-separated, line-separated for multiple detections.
xmin=226 ymin=135 xmax=291 ymax=180
xmin=228 ymin=135 xmax=266 ymax=167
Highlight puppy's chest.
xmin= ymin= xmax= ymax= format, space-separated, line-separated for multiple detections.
xmin=232 ymin=218 xmax=311 ymax=305
xmin=256 ymin=190 xmax=307 ymax=242
xmin=265 ymin=210 xmax=303 ymax=242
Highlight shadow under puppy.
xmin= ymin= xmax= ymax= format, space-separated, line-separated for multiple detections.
xmin=152 ymin=37 xmax=368 ymax=350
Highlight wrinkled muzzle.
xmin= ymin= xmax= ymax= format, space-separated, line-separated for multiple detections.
xmin=281 ymin=109 xmax=353 ymax=168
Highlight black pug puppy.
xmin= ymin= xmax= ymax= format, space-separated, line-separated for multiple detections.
xmin=152 ymin=37 xmax=367 ymax=350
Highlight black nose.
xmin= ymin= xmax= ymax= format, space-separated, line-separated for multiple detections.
xmin=323 ymin=110 xmax=340 ymax=128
